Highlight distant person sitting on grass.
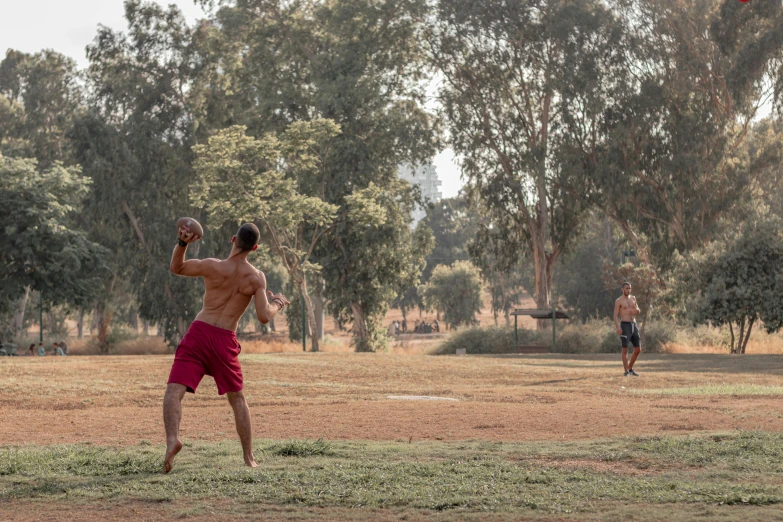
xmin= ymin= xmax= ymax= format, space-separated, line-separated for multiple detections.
xmin=37 ymin=342 xmax=45 ymax=356
xmin=52 ymin=342 xmax=64 ymax=356
xmin=163 ymin=222 xmax=289 ymax=473
xmin=59 ymin=340 xmax=69 ymax=355
xmin=26 ymin=344 xmax=35 ymax=356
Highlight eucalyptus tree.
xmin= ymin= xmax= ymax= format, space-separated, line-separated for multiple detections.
xmin=428 ymin=0 xmax=625 ymax=325
xmin=71 ymin=0 xmax=209 ymax=346
xmin=0 ymin=49 xmax=82 ymax=167
xmin=595 ymin=0 xmax=783 ymax=270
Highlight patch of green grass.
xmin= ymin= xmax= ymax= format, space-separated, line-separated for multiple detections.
xmin=628 ymin=384 xmax=783 ymax=396
xmin=267 ymin=439 xmax=332 ymax=457
xmin=1 ymin=432 xmax=783 ymax=516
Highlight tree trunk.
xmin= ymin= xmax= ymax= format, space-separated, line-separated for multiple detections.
xmin=129 ymin=311 xmax=139 ymax=332
xmin=728 ymin=321 xmax=735 ymax=354
xmin=293 ymin=272 xmax=319 ymax=352
xmin=351 ymin=301 xmax=369 ymax=350
xmin=741 ymin=317 xmax=755 ymax=354
xmin=12 ymin=286 xmax=31 ymax=340
xmin=96 ymin=273 xmax=118 ymax=353
xmin=269 ymin=318 xmax=276 ymax=332
xmin=77 ymin=309 xmax=84 ymax=339
xmin=504 ymin=307 xmax=511 ymax=326
xmin=91 ymin=303 xmax=99 ymax=335
xmin=313 ymin=293 xmax=325 ymax=341
xmin=95 ymin=303 xmax=111 ymax=353
xmin=143 ymin=319 xmax=149 ymax=336
xmin=533 ymin=246 xmax=555 ymax=329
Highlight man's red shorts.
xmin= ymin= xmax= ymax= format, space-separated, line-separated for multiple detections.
xmin=168 ymin=321 xmax=243 ymax=395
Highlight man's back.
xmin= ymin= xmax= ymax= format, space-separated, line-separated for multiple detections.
xmin=195 ymin=258 xmax=262 ymax=331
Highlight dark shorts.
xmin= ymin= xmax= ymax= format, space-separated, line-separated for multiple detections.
xmin=168 ymin=321 xmax=243 ymax=395
xmin=620 ymin=322 xmax=641 ymax=348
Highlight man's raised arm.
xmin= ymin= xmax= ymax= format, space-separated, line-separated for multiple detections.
xmin=170 ymin=228 xmax=216 ymax=277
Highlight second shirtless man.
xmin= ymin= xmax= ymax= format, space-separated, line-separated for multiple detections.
xmin=163 ymin=222 xmax=290 ymax=473
xmin=613 ymin=282 xmax=641 ymax=377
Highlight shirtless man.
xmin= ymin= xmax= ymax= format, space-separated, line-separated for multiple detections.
xmin=613 ymin=282 xmax=641 ymax=377
xmin=163 ymin=223 xmax=290 ymax=473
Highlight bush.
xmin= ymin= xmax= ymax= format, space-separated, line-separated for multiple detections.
xmin=432 ymin=318 xmax=680 ymax=355
xmin=432 ymin=326 xmax=547 ymax=355
xmin=555 ymin=319 xmax=618 ymax=354
xmin=642 ymin=320 xmax=676 ymax=353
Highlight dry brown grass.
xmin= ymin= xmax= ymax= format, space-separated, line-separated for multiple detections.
xmin=664 ymin=328 xmax=783 ymax=354
xmin=3 ymin=351 xmax=783 ymax=447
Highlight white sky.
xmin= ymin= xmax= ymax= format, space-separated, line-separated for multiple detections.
xmin=0 ymin=0 xmax=465 ymax=198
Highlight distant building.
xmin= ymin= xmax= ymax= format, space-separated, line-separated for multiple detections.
xmin=397 ymin=162 xmax=442 ymax=226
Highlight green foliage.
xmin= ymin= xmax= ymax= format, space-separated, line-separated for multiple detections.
xmin=420 ymin=261 xmax=483 ymax=328
xmin=430 ymin=0 xmax=624 ymax=313
xmin=0 ymin=155 xmax=107 ymax=333
xmin=0 ymin=49 xmax=82 ymax=167
xmin=433 ymin=326 xmax=524 ymax=355
xmin=596 ymin=1 xmax=783 ymax=270
xmin=675 ymin=215 xmax=783 ymax=353
xmin=193 ymin=121 xmax=341 ymax=351
xmin=267 ymin=439 xmax=332 ymax=457
xmin=192 ymin=122 xmax=341 ymax=245
xmin=323 ymin=179 xmax=434 ymax=352
xmin=195 ymin=0 xmax=437 ymax=351
xmin=554 ymin=214 xmax=620 ymax=322
xmin=555 ymin=320 xmax=619 ymax=354
xmin=433 ymin=318 xmax=676 ymax=355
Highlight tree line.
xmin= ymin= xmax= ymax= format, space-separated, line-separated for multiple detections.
xmin=2 ymin=0 xmax=783 ymax=353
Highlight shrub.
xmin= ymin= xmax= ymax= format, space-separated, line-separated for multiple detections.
xmin=432 ymin=318 xmax=681 ymax=355
xmin=432 ymin=326 xmax=546 ymax=355
xmin=555 ymin=319 xmax=618 ymax=354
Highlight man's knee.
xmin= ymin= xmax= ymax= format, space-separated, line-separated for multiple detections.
xmin=633 ymin=346 xmax=642 ymax=354
xmin=165 ymin=383 xmax=187 ymax=401
xmin=226 ymin=390 xmax=245 ymax=407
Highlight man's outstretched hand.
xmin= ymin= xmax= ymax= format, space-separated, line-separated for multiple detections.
xmin=268 ymin=290 xmax=290 ymax=309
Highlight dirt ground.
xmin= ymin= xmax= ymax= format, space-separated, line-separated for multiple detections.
xmin=2 ymin=352 xmax=783 ymax=446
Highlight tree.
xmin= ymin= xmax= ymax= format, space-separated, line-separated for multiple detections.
xmin=72 ymin=0 xmax=210 ymax=347
xmin=676 ymin=217 xmax=783 ymax=354
xmin=596 ymin=0 xmax=783 ymax=271
xmin=322 ymin=180 xmax=434 ymax=351
xmin=192 ymin=122 xmax=340 ymax=352
xmin=392 ymin=193 xmax=476 ymax=320
xmin=191 ymin=0 xmax=437 ymax=350
xmin=554 ymin=214 xmax=620 ymax=322
xmin=429 ymin=0 xmax=625 ymax=326
xmin=0 ymin=49 xmax=83 ymax=167
xmin=0 ymin=155 xmax=107 ymax=339
xmin=419 ymin=261 xmax=483 ymax=328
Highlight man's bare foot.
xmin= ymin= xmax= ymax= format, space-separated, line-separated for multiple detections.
xmin=244 ymin=455 xmax=258 ymax=468
xmin=163 ymin=439 xmax=183 ymax=473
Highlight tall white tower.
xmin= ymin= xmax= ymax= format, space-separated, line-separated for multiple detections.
xmin=397 ymin=162 xmax=443 ymax=226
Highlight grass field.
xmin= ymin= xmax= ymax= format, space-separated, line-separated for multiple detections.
xmin=2 ymin=352 xmax=783 ymax=520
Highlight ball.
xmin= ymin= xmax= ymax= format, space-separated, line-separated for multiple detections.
xmin=176 ymin=217 xmax=204 ymax=241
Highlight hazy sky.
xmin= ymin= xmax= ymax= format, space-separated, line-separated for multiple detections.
xmin=0 ymin=0 xmax=464 ymax=199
